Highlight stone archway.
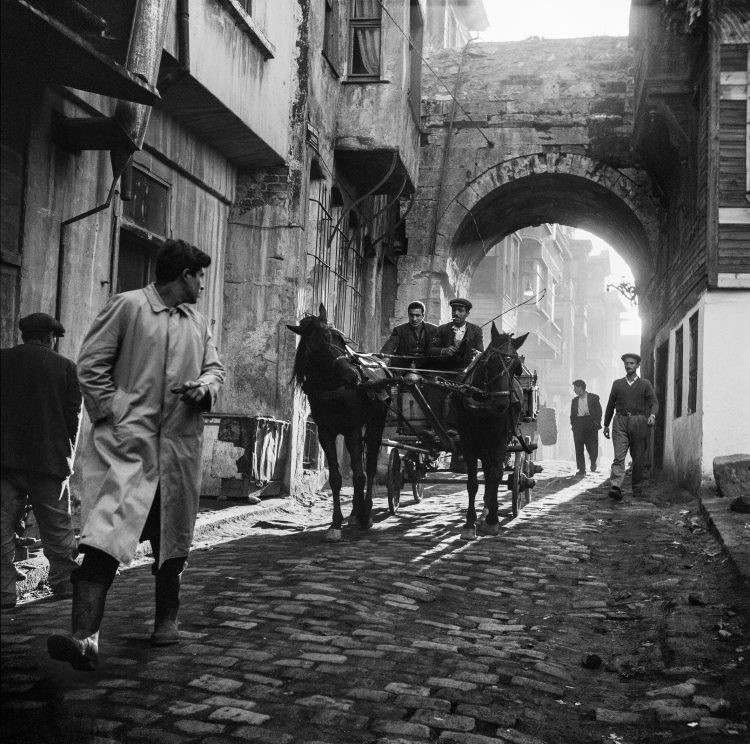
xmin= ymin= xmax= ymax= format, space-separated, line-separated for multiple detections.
xmin=399 ymin=152 xmax=661 ymax=320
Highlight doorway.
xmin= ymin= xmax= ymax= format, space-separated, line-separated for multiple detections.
xmin=653 ymin=340 xmax=668 ymax=473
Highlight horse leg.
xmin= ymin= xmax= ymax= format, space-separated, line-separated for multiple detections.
xmin=319 ymin=433 xmax=343 ymax=542
xmin=344 ymin=429 xmax=369 ymax=530
xmin=362 ymin=405 xmax=386 ymax=529
xmin=461 ymin=454 xmax=479 ymax=541
xmin=477 ymin=460 xmax=501 ymax=536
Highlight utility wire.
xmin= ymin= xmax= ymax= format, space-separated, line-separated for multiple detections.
xmin=376 ymin=0 xmax=494 ymax=148
xmin=480 ymin=289 xmax=548 ymax=328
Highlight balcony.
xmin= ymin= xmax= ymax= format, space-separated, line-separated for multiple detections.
xmin=3 ymin=0 xmax=158 ymax=105
xmin=517 ymin=306 xmax=562 ymax=361
xmin=157 ymin=0 xmax=290 ymax=168
xmin=334 ymin=0 xmax=420 ymax=194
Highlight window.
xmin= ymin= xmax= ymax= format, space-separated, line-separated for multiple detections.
xmin=674 ymin=327 xmax=683 ymax=418
xmin=302 ymin=417 xmax=320 ymax=469
xmin=522 ymin=258 xmax=547 ymax=308
xmin=121 ymin=169 xmax=169 ymax=235
xmin=323 ymin=0 xmax=338 ymax=69
xmin=117 ymin=168 xmax=169 ymax=294
xmin=687 ymin=311 xmax=698 ymax=414
xmin=348 ymin=0 xmax=381 ymax=78
xmin=307 ymin=181 xmax=365 ymax=342
xmin=116 ymin=230 xmax=158 ymax=294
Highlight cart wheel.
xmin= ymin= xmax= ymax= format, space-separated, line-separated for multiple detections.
xmin=387 ymin=449 xmax=403 ymax=515
xmin=523 ymin=458 xmax=533 ymax=505
xmin=522 ymin=437 xmax=535 ymax=505
xmin=406 ymin=454 xmax=425 ymax=503
xmin=511 ymin=450 xmax=523 ymax=517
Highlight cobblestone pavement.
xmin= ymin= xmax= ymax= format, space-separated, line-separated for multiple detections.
xmin=2 ymin=462 xmax=749 ymax=744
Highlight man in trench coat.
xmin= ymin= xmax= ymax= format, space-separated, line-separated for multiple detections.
xmin=48 ymin=239 xmax=225 ymax=671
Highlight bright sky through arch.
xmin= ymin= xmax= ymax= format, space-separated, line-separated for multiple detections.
xmin=480 ymin=0 xmax=631 ymax=42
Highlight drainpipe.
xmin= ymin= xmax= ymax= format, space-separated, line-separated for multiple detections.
xmin=158 ymin=0 xmax=191 ymax=90
xmin=54 ymin=0 xmax=176 ymax=322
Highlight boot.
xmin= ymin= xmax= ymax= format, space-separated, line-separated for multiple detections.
xmin=151 ymin=572 xmax=180 ymax=646
xmin=47 ymin=579 xmax=106 ymax=671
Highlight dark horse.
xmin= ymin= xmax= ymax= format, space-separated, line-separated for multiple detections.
xmin=455 ymin=323 xmax=528 ymax=540
xmin=288 ymin=304 xmax=389 ymax=541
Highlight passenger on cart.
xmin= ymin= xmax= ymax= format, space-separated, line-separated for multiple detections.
xmin=380 ymin=301 xmax=437 ymax=366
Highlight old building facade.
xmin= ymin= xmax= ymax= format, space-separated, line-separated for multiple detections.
xmin=629 ymin=0 xmax=749 ymax=488
xmin=3 ymin=0 xmax=745 ymax=499
xmin=468 ymin=225 xmax=632 ymax=462
xmin=1 ymin=0 xmax=490 ymax=498
xmin=396 ymin=0 xmax=749 ymax=493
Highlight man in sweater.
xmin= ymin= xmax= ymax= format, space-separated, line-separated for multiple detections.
xmin=603 ymin=353 xmax=659 ymax=500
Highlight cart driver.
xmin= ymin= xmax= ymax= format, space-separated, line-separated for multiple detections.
xmin=428 ymin=298 xmax=484 ymax=369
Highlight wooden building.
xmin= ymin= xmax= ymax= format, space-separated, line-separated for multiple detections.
xmin=630 ymin=0 xmax=750 ymax=489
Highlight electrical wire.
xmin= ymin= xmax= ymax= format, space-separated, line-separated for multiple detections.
xmin=376 ymin=0 xmax=494 ymax=148
xmin=480 ymin=288 xmax=548 ymax=329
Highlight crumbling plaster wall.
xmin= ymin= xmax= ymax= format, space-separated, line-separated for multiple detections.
xmin=400 ymin=36 xmax=653 ymax=327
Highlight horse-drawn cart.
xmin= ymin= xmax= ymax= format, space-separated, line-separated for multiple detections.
xmin=380 ymin=352 xmax=543 ymax=520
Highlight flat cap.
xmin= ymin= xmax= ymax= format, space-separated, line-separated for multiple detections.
xmin=621 ymin=352 xmax=641 ymax=363
xmin=19 ymin=312 xmax=65 ymax=336
xmin=449 ymin=298 xmax=472 ymax=311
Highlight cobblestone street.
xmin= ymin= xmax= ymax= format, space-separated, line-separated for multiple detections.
xmin=2 ymin=462 xmax=748 ymax=744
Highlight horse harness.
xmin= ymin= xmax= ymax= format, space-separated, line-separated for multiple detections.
xmin=459 ymin=344 xmax=522 ymax=412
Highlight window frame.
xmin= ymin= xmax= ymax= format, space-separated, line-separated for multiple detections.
xmin=687 ymin=311 xmax=698 ymax=414
xmin=673 ymin=326 xmax=684 ymax=418
xmin=306 ymin=181 xmax=365 ymax=343
xmin=322 ymin=0 xmax=340 ymax=74
xmin=347 ymin=0 xmax=382 ymax=80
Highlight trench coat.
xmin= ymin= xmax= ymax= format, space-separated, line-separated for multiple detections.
xmin=77 ymin=284 xmax=225 ymax=567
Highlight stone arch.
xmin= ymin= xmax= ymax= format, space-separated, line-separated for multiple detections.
xmin=435 ymin=152 xmax=660 ymax=288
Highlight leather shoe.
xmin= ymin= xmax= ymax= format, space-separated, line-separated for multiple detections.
xmin=151 ymin=618 xmax=179 ymax=646
xmin=608 ymin=486 xmax=623 ymax=501
xmin=47 ymin=632 xmax=99 ymax=671
xmin=575 ymin=470 xmax=586 ymax=476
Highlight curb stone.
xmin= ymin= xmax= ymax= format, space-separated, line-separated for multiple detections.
xmin=698 ymin=496 xmax=750 ymax=587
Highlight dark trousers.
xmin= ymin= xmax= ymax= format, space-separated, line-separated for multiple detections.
xmin=572 ymin=418 xmax=599 ymax=472
xmin=76 ymin=488 xmax=186 ymax=587
xmin=610 ymin=414 xmax=649 ymax=493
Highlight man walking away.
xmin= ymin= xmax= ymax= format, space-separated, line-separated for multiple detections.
xmin=603 ymin=353 xmax=658 ymax=501
xmin=1 ymin=314 xmax=82 ymax=610
xmin=570 ymin=379 xmax=602 ymax=476
xmin=47 ymin=239 xmax=225 ymax=671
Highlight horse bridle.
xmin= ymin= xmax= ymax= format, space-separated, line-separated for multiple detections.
xmin=474 ymin=344 xmax=519 ymax=389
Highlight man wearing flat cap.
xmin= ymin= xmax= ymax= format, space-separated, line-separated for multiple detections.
xmin=428 ymin=298 xmax=484 ymax=368
xmin=1 ymin=313 xmax=81 ymax=610
xmin=603 ymin=352 xmax=659 ymax=501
